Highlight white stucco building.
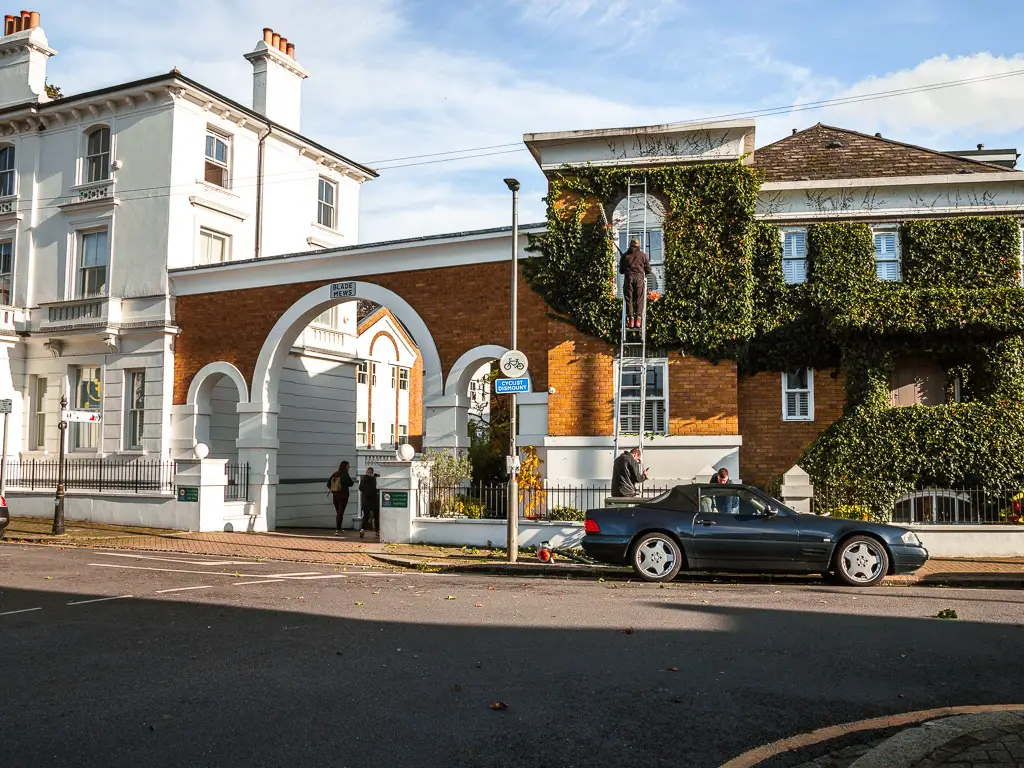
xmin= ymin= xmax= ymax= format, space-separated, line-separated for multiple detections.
xmin=0 ymin=15 xmax=385 ymax=515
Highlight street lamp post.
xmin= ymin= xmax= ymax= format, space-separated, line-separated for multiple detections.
xmin=504 ymin=177 xmax=520 ymax=564
xmin=52 ymin=394 xmax=68 ymax=535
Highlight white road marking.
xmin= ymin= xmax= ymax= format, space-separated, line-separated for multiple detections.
xmin=233 ymin=579 xmax=287 ymax=586
xmin=284 ymin=574 xmax=349 ymax=580
xmin=87 ymin=564 xmax=320 ymax=579
xmin=155 ymin=586 xmax=214 ymax=594
xmin=93 ymin=552 xmax=264 ymax=567
xmin=67 ymin=595 xmax=133 ymax=606
xmin=0 ymin=607 xmax=42 ymax=616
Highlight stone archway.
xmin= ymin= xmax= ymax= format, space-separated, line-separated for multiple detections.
xmin=170 ymin=362 xmax=250 ymax=459
xmin=240 ymin=280 xmax=444 ymax=529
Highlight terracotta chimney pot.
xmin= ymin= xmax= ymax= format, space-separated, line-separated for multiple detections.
xmin=19 ymin=10 xmax=29 ymax=28
xmin=286 ymin=42 xmax=295 ymax=58
xmin=278 ymin=36 xmax=288 ymax=52
xmin=271 ymin=32 xmax=281 ymax=48
xmin=11 ymin=13 xmax=20 ymax=31
xmin=28 ymin=10 xmax=39 ymax=28
xmin=263 ymin=27 xmax=273 ymax=44
xmin=4 ymin=15 xmax=14 ymax=35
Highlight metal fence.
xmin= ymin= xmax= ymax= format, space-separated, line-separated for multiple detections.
xmin=2 ymin=458 xmax=253 ymax=500
xmin=813 ymin=484 xmax=1024 ymax=525
xmin=224 ymin=462 xmax=251 ymax=502
xmin=2 ymin=458 xmax=177 ymax=494
xmin=421 ymin=482 xmax=673 ymax=521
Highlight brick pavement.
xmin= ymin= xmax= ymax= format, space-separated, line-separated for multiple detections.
xmin=912 ymin=723 xmax=1024 ymax=767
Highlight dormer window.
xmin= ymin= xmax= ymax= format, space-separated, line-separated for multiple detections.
xmin=0 ymin=145 xmax=15 ymax=197
xmin=85 ymin=127 xmax=110 ymax=183
xmin=204 ymin=130 xmax=230 ymax=188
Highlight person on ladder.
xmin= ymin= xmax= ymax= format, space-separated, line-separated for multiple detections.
xmin=619 ymin=237 xmax=653 ymax=329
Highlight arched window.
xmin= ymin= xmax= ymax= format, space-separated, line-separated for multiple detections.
xmin=85 ymin=126 xmax=111 ymax=183
xmin=0 ymin=144 xmax=15 ymax=197
xmin=612 ymin=191 xmax=665 ymax=294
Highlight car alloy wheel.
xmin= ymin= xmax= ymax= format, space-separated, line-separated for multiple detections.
xmin=836 ymin=536 xmax=888 ymax=587
xmin=631 ymin=533 xmax=683 ymax=582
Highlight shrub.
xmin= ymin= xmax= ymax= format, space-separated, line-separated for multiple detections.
xmin=549 ymin=506 xmax=585 ymax=522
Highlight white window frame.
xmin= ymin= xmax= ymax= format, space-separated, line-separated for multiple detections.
xmin=398 ymin=424 xmax=408 ymax=444
xmin=370 ymin=363 xmax=378 ymax=387
xmin=204 ymin=129 xmax=231 ymax=188
xmin=84 ymin=126 xmax=111 ymax=184
xmin=356 ymin=420 xmax=368 ymax=447
xmin=782 ymin=368 xmax=815 ymax=421
xmin=71 ymin=365 xmax=102 ymax=451
xmin=317 ymin=177 xmax=337 ymax=230
xmin=369 ymin=422 xmax=376 ymax=448
xmin=390 ymin=365 xmax=398 ymax=389
xmin=612 ymin=192 xmax=666 ymax=297
xmin=0 ymin=143 xmax=15 ymax=198
xmin=389 ymin=423 xmax=395 ymax=445
xmin=0 ymin=237 xmax=12 ymax=306
xmin=357 ymin=361 xmax=369 ymax=385
xmin=313 ymin=306 xmax=337 ymax=328
xmin=30 ymin=375 xmax=46 ymax=451
xmin=780 ymin=227 xmax=808 ymax=285
xmin=398 ymin=367 xmax=410 ymax=391
xmin=617 ymin=359 xmax=668 ymax=435
xmin=77 ymin=228 xmax=109 ymax=299
xmin=198 ymin=227 xmax=230 ymax=265
xmin=873 ymin=226 xmax=901 ymax=281
xmin=123 ymin=370 xmax=145 ymax=451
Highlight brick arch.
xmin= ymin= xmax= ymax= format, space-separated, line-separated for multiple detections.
xmin=368 ymin=330 xmax=400 ymax=359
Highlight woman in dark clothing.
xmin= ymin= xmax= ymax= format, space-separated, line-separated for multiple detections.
xmin=359 ymin=467 xmax=380 ymax=539
xmin=326 ymin=461 xmax=354 ymax=535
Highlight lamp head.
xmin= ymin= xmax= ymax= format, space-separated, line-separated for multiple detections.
xmin=503 ymin=178 xmax=520 ymax=192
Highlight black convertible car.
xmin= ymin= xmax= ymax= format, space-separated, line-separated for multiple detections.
xmin=582 ymin=484 xmax=928 ymax=586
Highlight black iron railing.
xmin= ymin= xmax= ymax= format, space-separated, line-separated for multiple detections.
xmin=813 ymin=484 xmax=1024 ymax=525
xmin=225 ymin=462 xmax=251 ymax=502
xmin=422 ymin=483 xmax=672 ymax=521
xmin=3 ymin=458 xmax=176 ymax=493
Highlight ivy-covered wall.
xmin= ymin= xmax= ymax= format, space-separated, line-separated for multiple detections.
xmin=525 ymin=161 xmax=1024 ymax=515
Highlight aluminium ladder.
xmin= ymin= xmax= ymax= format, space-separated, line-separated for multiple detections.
xmin=611 ymin=177 xmax=650 ymax=469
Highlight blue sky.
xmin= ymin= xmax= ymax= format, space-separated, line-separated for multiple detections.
xmin=28 ymin=0 xmax=1024 ymax=241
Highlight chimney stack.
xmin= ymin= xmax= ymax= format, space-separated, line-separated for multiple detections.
xmin=244 ymin=26 xmax=307 ymax=131
xmin=0 ymin=9 xmax=56 ymax=108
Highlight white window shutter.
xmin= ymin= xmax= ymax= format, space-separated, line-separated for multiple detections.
xmin=785 ymin=391 xmax=798 ymax=419
xmin=792 ymin=231 xmax=806 ymax=258
xmin=783 ymin=259 xmax=796 ymax=284
xmin=793 ymin=258 xmax=807 ymax=284
xmin=797 ymin=392 xmax=809 ymax=418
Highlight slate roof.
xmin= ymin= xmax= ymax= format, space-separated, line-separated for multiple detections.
xmin=752 ymin=124 xmax=1013 ymax=182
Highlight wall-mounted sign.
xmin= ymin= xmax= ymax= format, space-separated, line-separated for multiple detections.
xmin=61 ymin=410 xmax=102 ymax=423
xmin=381 ymin=491 xmax=408 ymax=508
xmin=177 ymin=487 xmax=200 ymax=503
xmin=0 ymin=399 xmax=11 ymax=414
xmin=330 ymin=282 xmax=356 ymax=299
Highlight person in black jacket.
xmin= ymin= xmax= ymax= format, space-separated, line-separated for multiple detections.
xmin=326 ymin=461 xmax=354 ymax=536
xmin=359 ymin=467 xmax=380 ymax=539
xmin=619 ymin=238 xmax=653 ymax=329
xmin=611 ymin=447 xmax=648 ymax=497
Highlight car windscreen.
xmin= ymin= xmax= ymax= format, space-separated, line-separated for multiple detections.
xmin=645 ymin=486 xmax=697 ymax=512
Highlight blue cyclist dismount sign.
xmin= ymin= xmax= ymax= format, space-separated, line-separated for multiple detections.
xmin=495 ymin=377 xmax=530 ymax=394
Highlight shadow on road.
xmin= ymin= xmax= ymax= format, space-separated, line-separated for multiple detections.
xmin=0 ymin=586 xmax=1020 ymax=768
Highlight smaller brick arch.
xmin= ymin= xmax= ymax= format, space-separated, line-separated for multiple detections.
xmin=186 ymin=361 xmax=250 ymax=409
xmin=368 ymin=331 xmax=401 ymax=359
xmin=444 ymin=344 xmax=533 ymax=397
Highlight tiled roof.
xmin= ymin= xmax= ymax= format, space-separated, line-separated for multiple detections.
xmin=752 ymin=124 xmax=1012 ymax=182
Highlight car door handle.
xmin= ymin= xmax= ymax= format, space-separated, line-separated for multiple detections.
xmin=697 ymin=519 xmax=716 ymax=526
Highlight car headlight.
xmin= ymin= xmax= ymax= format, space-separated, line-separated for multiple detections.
xmin=900 ymin=531 xmax=921 ymax=546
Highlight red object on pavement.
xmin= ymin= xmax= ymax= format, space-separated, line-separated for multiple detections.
xmin=584 ymin=519 xmax=600 ymax=533
xmin=538 ymin=548 xmax=552 ymax=562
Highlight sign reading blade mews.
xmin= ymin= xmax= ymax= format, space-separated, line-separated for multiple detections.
xmin=330 ymin=282 xmax=356 ymax=299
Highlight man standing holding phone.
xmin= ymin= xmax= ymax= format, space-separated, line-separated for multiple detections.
xmin=611 ymin=447 xmax=648 ymax=498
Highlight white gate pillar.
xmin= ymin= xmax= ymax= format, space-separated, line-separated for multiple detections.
xmin=236 ymin=401 xmax=279 ymax=530
xmin=423 ymin=394 xmax=470 ymax=451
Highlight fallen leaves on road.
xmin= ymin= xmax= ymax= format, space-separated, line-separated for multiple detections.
xmin=488 ymin=586 xmax=496 ymax=590
xmin=618 ymin=628 xmax=634 ymax=635
xmin=936 ymin=608 xmax=959 ymax=619
xmin=355 ymin=601 xmax=365 ymax=606
xmin=489 ymin=702 xmax=509 ymax=710
xmin=373 ymin=590 xmax=381 ymax=595
xmin=45 ymin=576 xmax=52 ymax=580
xmin=474 ymin=603 xmax=484 ymax=607
xmin=666 ymin=667 xmax=679 ymax=672
xmin=445 ymin=595 xmax=457 ymax=600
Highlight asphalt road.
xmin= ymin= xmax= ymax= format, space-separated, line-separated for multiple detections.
xmin=1 ymin=544 xmax=1022 ymax=768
